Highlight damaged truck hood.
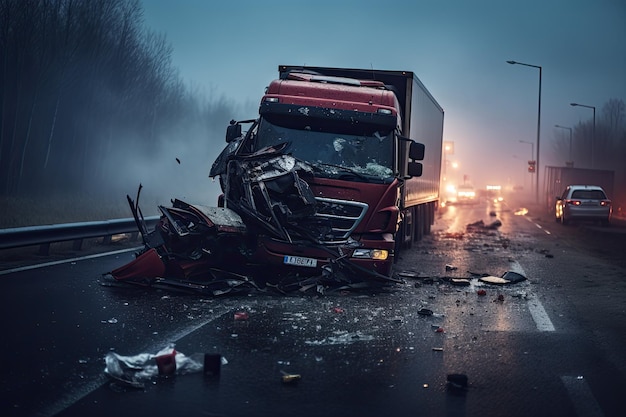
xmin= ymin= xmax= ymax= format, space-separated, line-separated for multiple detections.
xmin=106 ymin=148 xmax=401 ymax=296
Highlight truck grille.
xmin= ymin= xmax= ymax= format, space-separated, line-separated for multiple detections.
xmin=314 ymin=197 xmax=368 ymax=242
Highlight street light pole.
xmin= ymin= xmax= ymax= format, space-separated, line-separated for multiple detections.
xmin=507 ymin=60 xmax=542 ymax=204
xmin=570 ymin=103 xmax=595 ymax=168
xmin=554 ymin=124 xmax=573 ymax=165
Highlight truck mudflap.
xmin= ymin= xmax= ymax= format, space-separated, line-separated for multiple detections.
xmin=104 ymin=147 xmax=400 ymax=295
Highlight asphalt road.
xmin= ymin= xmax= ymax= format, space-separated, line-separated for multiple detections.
xmin=1 ymin=197 xmax=625 ymax=417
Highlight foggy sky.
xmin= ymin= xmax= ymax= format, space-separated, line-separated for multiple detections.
xmin=141 ymin=0 xmax=626 ymax=191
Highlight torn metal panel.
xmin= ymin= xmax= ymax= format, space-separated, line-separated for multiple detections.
xmin=108 ymin=147 xmax=400 ymax=295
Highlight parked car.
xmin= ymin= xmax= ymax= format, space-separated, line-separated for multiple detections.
xmin=555 ymin=185 xmax=612 ymax=225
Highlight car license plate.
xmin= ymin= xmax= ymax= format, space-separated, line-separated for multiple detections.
xmin=283 ymin=255 xmax=318 ymax=268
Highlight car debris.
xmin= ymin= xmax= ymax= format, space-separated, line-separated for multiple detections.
xmin=104 ymin=345 xmax=205 ymax=388
xmin=447 ymin=373 xmax=469 ymax=390
xmin=281 ymin=371 xmax=302 ymax=384
xmin=103 ymin=65 xmax=447 ymax=296
xmin=103 ymin=147 xmax=402 ymax=296
xmin=467 ymin=219 xmax=502 ymax=231
xmin=203 ymin=354 xmax=222 ymax=376
xmin=479 ymin=271 xmax=526 ymax=285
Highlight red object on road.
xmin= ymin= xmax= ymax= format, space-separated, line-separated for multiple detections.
xmin=155 ymin=349 xmax=177 ymax=376
xmin=477 ymin=289 xmax=487 ymax=296
xmin=234 ymin=311 xmax=249 ymax=321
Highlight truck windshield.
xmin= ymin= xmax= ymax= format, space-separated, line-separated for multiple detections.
xmin=254 ymin=116 xmax=394 ymax=181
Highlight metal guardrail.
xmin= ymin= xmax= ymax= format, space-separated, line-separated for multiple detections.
xmin=0 ymin=216 xmax=160 ymax=255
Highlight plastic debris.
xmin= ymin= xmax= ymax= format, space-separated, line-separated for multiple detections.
xmin=432 ymin=347 xmax=443 ymax=352
xmin=476 ymin=289 xmax=487 ymax=296
xmin=417 ymin=308 xmax=434 ymax=316
xmin=435 ymin=327 xmax=445 ymax=333
xmin=332 ymin=307 xmax=344 ymax=314
xmin=447 ymin=373 xmax=468 ymax=389
xmin=480 ymin=270 xmax=526 ymax=285
xmin=445 ymin=264 xmax=458 ymax=271
xmin=104 ymin=345 xmax=204 ymax=388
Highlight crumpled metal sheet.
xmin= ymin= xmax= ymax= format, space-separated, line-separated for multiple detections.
xmin=109 ymin=148 xmax=400 ymax=296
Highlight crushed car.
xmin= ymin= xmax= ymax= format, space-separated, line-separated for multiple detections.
xmin=104 ymin=144 xmax=401 ymax=295
xmin=103 ymin=65 xmax=446 ymax=295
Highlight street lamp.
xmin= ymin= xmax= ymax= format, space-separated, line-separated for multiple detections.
xmin=570 ymin=102 xmax=595 ymax=168
xmin=519 ymin=140 xmax=534 ymax=160
xmin=519 ymin=140 xmax=534 ymax=195
xmin=507 ymin=60 xmax=542 ymax=203
xmin=554 ymin=124 xmax=573 ymax=166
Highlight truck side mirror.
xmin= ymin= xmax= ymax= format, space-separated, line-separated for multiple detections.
xmin=409 ymin=142 xmax=425 ymax=161
xmin=226 ymin=121 xmax=242 ymax=143
xmin=408 ymin=161 xmax=423 ymax=177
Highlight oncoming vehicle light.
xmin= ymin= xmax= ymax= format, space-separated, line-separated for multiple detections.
xmin=352 ymin=249 xmax=389 ymax=260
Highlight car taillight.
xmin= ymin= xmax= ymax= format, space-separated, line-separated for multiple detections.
xmin=600 ymin=200 xmax=611 ymax=206
xmin=566 ymin=200 xmax=581 ymax=206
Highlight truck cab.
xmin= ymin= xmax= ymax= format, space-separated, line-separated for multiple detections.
xmin=211 ymin=66 xmax=440 ymax=278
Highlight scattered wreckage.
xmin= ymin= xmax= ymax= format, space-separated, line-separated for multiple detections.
xmin=104 ymin=65 xmax=448 ymax=295
xmin=104 ymin=147 xmax=402 ymax=295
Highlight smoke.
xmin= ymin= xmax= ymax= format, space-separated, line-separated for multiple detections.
xmin=98 ymin=99 xmax=258 ymax=217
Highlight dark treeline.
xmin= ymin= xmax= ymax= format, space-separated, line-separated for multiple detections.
xmin=551 ymin=98 xmax=626 ymax=207
xmin=0 ymin=0 xmax=236 ymax=200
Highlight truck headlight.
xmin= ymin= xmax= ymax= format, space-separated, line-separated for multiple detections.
xmin=352 ymin=249 xmax=388 ymax=260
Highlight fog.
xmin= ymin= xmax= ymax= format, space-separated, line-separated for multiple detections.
xmin=141 ymin=0 xmax=626 ymax=205
xmin=101 ymin=100 xmax=258 ymax=215
xmin=1 ymin=0 xmax=625 ymax=227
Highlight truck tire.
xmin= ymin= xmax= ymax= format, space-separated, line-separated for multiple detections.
xmin=415 ymin=205 xmax=424 ymax=242
xmin=425 ymin=202 xmax=433 ymax=235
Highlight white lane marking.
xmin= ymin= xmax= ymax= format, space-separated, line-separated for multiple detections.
xmin=560 ymin=376 xmax=605 ymax=417
xmin=524 ymin=215 xmax=551 ymax=234
xmin=0 ymin=247 xmax=142 ymax=276
xmin=509 ymin=260 xmax=556 ymax=332
xmin=527 ymin=294 xmax=556 ymax=331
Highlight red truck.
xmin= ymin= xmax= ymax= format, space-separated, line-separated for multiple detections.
xmin=111 ymin=65 xmax=444 ymax=293
xmin=212 ymin=65 xmax=443 ymax=275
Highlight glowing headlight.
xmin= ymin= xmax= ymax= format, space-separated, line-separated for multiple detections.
xmin=352 ymin=249 xmax=389 ymax=260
